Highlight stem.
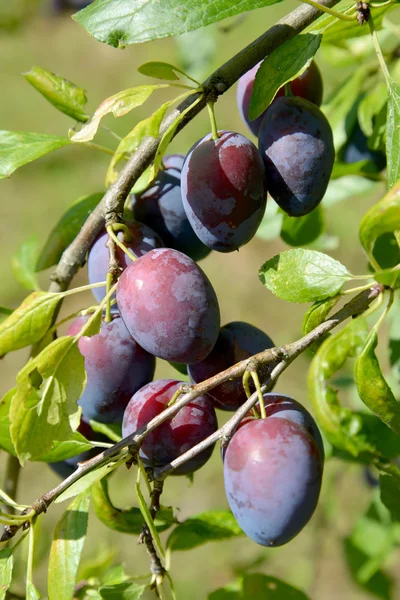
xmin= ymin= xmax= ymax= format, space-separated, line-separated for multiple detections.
xmin=83 ymin=142 xmax=116 ymax=157
xmin=342 ymin=282 xmax=376 ymax=295
xmin=251 ymin=371 xmax=266 ymax=419
xmin=369 ymin=14 xmax=392 ymax=84
xmin=106 ymin=226 xmax=137 ymax=262
xmin=285 ymin=82 xmax=293 ymax=96
xmin=26 ymin=518 xmax=36 ymax=587
xmin=298 ymin=0 xmax=356 ymax=20
xmin=371 ymin=289 xmax=394 ymax=334
xmin=61 ymin=281 xmax=107 ymax=297
xmin=206 ymin=101 xmax=219 ymax=141
xmin=2 ymin=455 xmax=21 ymax=515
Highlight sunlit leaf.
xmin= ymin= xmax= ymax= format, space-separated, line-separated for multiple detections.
xmin=167 ymin=510 xmax=243 ymax=551
xmin=0 ymin=131 xmax=70 ymax=178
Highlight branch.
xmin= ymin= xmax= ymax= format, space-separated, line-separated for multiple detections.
xmin=48 ymin=0 xmax=339 ymax=293
xmin=1 ymin=284 xmax=382 ymax=543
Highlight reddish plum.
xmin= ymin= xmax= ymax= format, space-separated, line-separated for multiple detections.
xmin=116 ymin=248 xmax=220 ymax=363
xmin=122 ymin=379 xmax=218 ymax=475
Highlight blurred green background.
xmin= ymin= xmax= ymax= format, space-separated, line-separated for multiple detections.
xmin=0 ymin=1 xmax=399 ymax=598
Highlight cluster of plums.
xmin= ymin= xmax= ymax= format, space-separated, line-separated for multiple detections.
xmin=51 ymin=62 xmax=330 ymax=547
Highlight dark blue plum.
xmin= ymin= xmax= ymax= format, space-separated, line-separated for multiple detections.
xmin=188 ymin=321 xmax=275 ymax=411
xmin=67 ymin=314 xmax=155 ymax=424
xmin=162 ymin=154 xmax=185 ymax=171
xmin=87 ymin=221 xmax=163 ymax=303
xmin=181 ymin=131 xmax=267 ymax=252
xmin=237 ymin=61 xmax=323 ymax=137
xmin=116 ymin=248 xmax=220 ymax=364
xmin=122 ymin=379 xmax=218 ymax=475
xmin=132 ymin=160 xmax=210 ymax=262
xmin=258 ymin=96 xmax=334 ymax=216
xmin=224 ymin=418 xmax=323 ymax=547
xmin=343 ymin=123 xmax=386 ymax=171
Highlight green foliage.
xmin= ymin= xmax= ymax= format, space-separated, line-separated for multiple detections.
xmin=386 ymin=79 xmax=400 ymax=189
xmin=259 ymin=249 xmax=351 ymax=303
xmin=12 ymin=235 xmax=41 ymax=291
xmin=380 ymin=473 xmax=400 ymax=522
xmin=23 ymin=66 xmax=89 ymax=123
xmin=98 ymin=582 xmax=146 ymax=600
xmin=167 ymin=510 xmax=243 ymax=551
xmin=48 ymin=491 xmax=91 ymax=600
xmin=0 ymin=547 xmax=13 ymax=600
xmin=36 ymin=193 xmax=104 ymax=271
xmin=280 ymin=206 xmax=325 ymax=247
xmin=209 ymin=574 xmax=310 ymax=599
xmin=138 ymin=61 xmax=191 ymax=82
xmin=250 ymin=33 xmax=322 ymax=119
xmin=55 ymin=463 xmax=119 ymax=504
xmin=0 ymin=130 xmax=70 ymax=178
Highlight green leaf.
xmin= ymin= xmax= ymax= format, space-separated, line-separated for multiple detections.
xmin=168 ymin=361 xmax=188 ymax=376
xmin=209 ymin=574 xmax=310 ymax=600
xmin=91 ymin=477 xmax=176 ymax=534
xmin=358 ymin=82 xmax=388 ymax=138
xmin=138 ymin=61 xmax=189 ymax=81
xmin=10 ymin=336 xmax=85 ymax=464
xmin=386 ymin=78 xmax=400 ymax=189
xmin=106 ymin=101 xmax=170 ymax=187
xmin=259 ymin=249 xmax=351 ymax=303
xmin=389 ymin=300 xmax=400 ymax=382
xmin=354 ymin=331 xmax=400 ymax=435
xmin=38 ymin=433 xmax=92 ymax=463
xmin=70 ymin=85 xmax=167 ymax=143
xmin=55 ymin=464 xmax=117 ymax=504
xmin=380 ymin=472 xmax=400 ymax=521
xmin=89 ymin=420 xmax=121 ymax=443
xmin=302 ymin=295 xmax=340 ymax=353
xmin=249 ymin=33 xmax=322 ymax=120
xmin=26 ymin=581 xmax=41 ymax=600
xmin=0 ymin=292 xmax=61 ymax=357
xmin=167 ymin=510 xmax=243 ymax=551
xmin=0 ymin=131 xmax=70 ymax=178
xmin=12 ymin=234 xmax=40 ymax=291
xmin=23 ymin=66 xmax=89 ymax=123
xmin=0 ymin=388 xmax=16 ymax=456
xmin=73 ymin=0 xmax=284 ymax=48
xmin=48 ymin=490 xmax=91 ymax=600
xmin=99 ymin=582 xmax=146 ymax=600
xmin=359 ymin=180 xmax=400 ymax=271
xmin=280 ymin=206 xmax=325 ymax=247
xmin=0 ymin=547 xmax=13 ymax=600
xmin=36 ymin=193 xmax=103 ymax=271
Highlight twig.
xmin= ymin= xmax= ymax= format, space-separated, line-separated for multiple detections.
xmin=48 ymin=0 xmax=339 ymax=294
xmin=0 ymin=284 xmax=381 ymax=543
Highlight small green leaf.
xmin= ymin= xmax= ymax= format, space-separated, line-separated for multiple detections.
xmin=249 ymin=33 xmax=322 ymax=120
xmin=48 ymin=490 xmax=91 ymax=600
xmin=70 ymin=85 xmax=167 ymax=143
xmin=280 ymin=206 xmax=325 ymax=247
xmin=138 ymin=61 xmax=187 ymax=81
xmin=354 ymin=331 xmax=400 ymax=435
xmin=10 ymin=336 xmax=85 ymax=464
xmin=167 ymin=510 xmax=243 ymax=551
xmin=36 ymin=193 xmax=103 ymax=271
xmin=302 ymin=295 xmax=340 ymax=353
xmin=55 ymin=464 xmax=117 ymax=504
xmin=241 ymin=574 xmax=310 ymax=599
xmin=0 ymin=292 xmax=61 ymax=356
xmin=38 ymin=433 xmax=92 ymax=463
xmin=12 ymin=235 xmax=40 ymax=291
xmin=0 ymin=131 xmax=70 ymax=178
xmin=359 ymin=180 xmax=400 ymax=271
xmin=386 ymin=78 xmax=400 ymax=189
xmin=23 ymin=66 xmax=89 ymax=123
xmin=99 ymin=582 xmax=146 ymax=600
xmin=168 ymin=361 xmax=188 ymax=376
xmin=380 ymin=472 xmax=400 ymax=521
xmin=259 ymin=249 xmax=351 ymax=303
xmin=0 ymin=547 xmax=13 ymax=600
xmin=0 ymin=388 xmax=16 ymax=455
xmin=89 ymin=420 xmax=121 ymax=443
xmin=358 ymin=82 xmax=388 ymax=138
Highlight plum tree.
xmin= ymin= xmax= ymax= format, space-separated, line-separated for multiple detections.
xmin=258 ymin=96 xmax=335 ymax=216
xmin=181 ymin=131 xmax=267 ymax=252
xmin=132 ymin=158 xmax=210 ymax=261
xmin=122 ymin=379 xmax=218 ymax=475
xmin=224 ymin=417 xmax=323 ymax=546
xmin=88 ymin=221 xmax=163 ymax=303
xmin=188 ymin=321 xmax=274 ymax=411
xmin=237 ymin=61 xmax=323 ymax=137
xmin=116 ymin=248 xmax=220 ymax=363
xmin=67 ymin=314 xmax=155 ymax=424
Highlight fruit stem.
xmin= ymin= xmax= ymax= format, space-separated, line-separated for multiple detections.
xmin=106 ymin=225 xmax=137 ymax=262
xmin=297 ymin=0 xmax=357 ymax=20
xmin=112 ymin=223 xmax=134 ymax=243
xmin=251 ymin=371 xmax=267 ymax=419
xmin=207 ymin=101 xmax=220 ymax=141
xmin=284 ymin=82 xmax=294 ymax=97
xmin=105 ymin=272 xmax=113 ymax=323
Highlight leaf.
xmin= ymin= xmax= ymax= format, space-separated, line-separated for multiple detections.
xmin=73 ymin=0 xmax=284 ymax=48
xmin=386 ymin=78 xmax=400 ymax=189
xmin=259 ymin=249 xmax=351 ymax=303
xmin=70 ymin=85 xmax=167 ymax=143
xmin=389 ymin=300 xmax=400 ymax=382
xmin=0 ymin=388 xmax=16 ymax=455
xmin=380 ymin=473 xmax=400 ymax=521
xmin=10 ymin=336 xmax=85 ymax=464
xmin=12 ymin=235 xmax=40 ymax=291
xmin=26 ymin=582 xmax=41 ymax=600
xmin=99 ymin=582 xmax=146 ymax=600
xmin=48 ymin=490 xmax=91 ymax=600
xmin=354 ymin=331 xmax=400 ymax=434
xmin=0 ymin=131 xmax=70 ymax=178
xmin=302 ymin=295 xmax=340 ymax=353
xmin=209 ymin=574 xmax=310 ymax=600
xmin=138 ymin=61 xmax=188 ymax=81
xmin=89 ymin=420 xmax=121 ymax=443
xmin=55 ymin=463 xmax=117 ymax=504
xmin=249 ymin=33 xmax=322 ymax=119
xmin=280 ymin=205 xmax=325 ymax=247
xmin=91 ymin=477 xmax=176 ymax=534
xmin=167 ymin=510 xmax=243 ymax=551
xmin=23 ymin=66 xmax=89 ymax=123
xmin=359 ymin=181 xmax=400 ymax=270
xmin=358 ymin=82 xmax=388 ymax=138
xmin=168 ymin=361 xmax=188 ymax=376
xmin=105 ymin=101 xmax=170 ymax=187
xmin=38 ymin=433 xmax=92 ymax=463
xmin=0 ymin=292 xmax=61 ymax=357
xmin=36 ymin=193 xmax=103 ymax=271
xmin=0 ymin=547 xmax=13 ymax=600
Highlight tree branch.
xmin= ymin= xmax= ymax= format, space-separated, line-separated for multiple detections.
xmin=1 ymin=284 xmax=382 ymax=543
xmin=48 ymin=0 xmax=339 ymax=293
